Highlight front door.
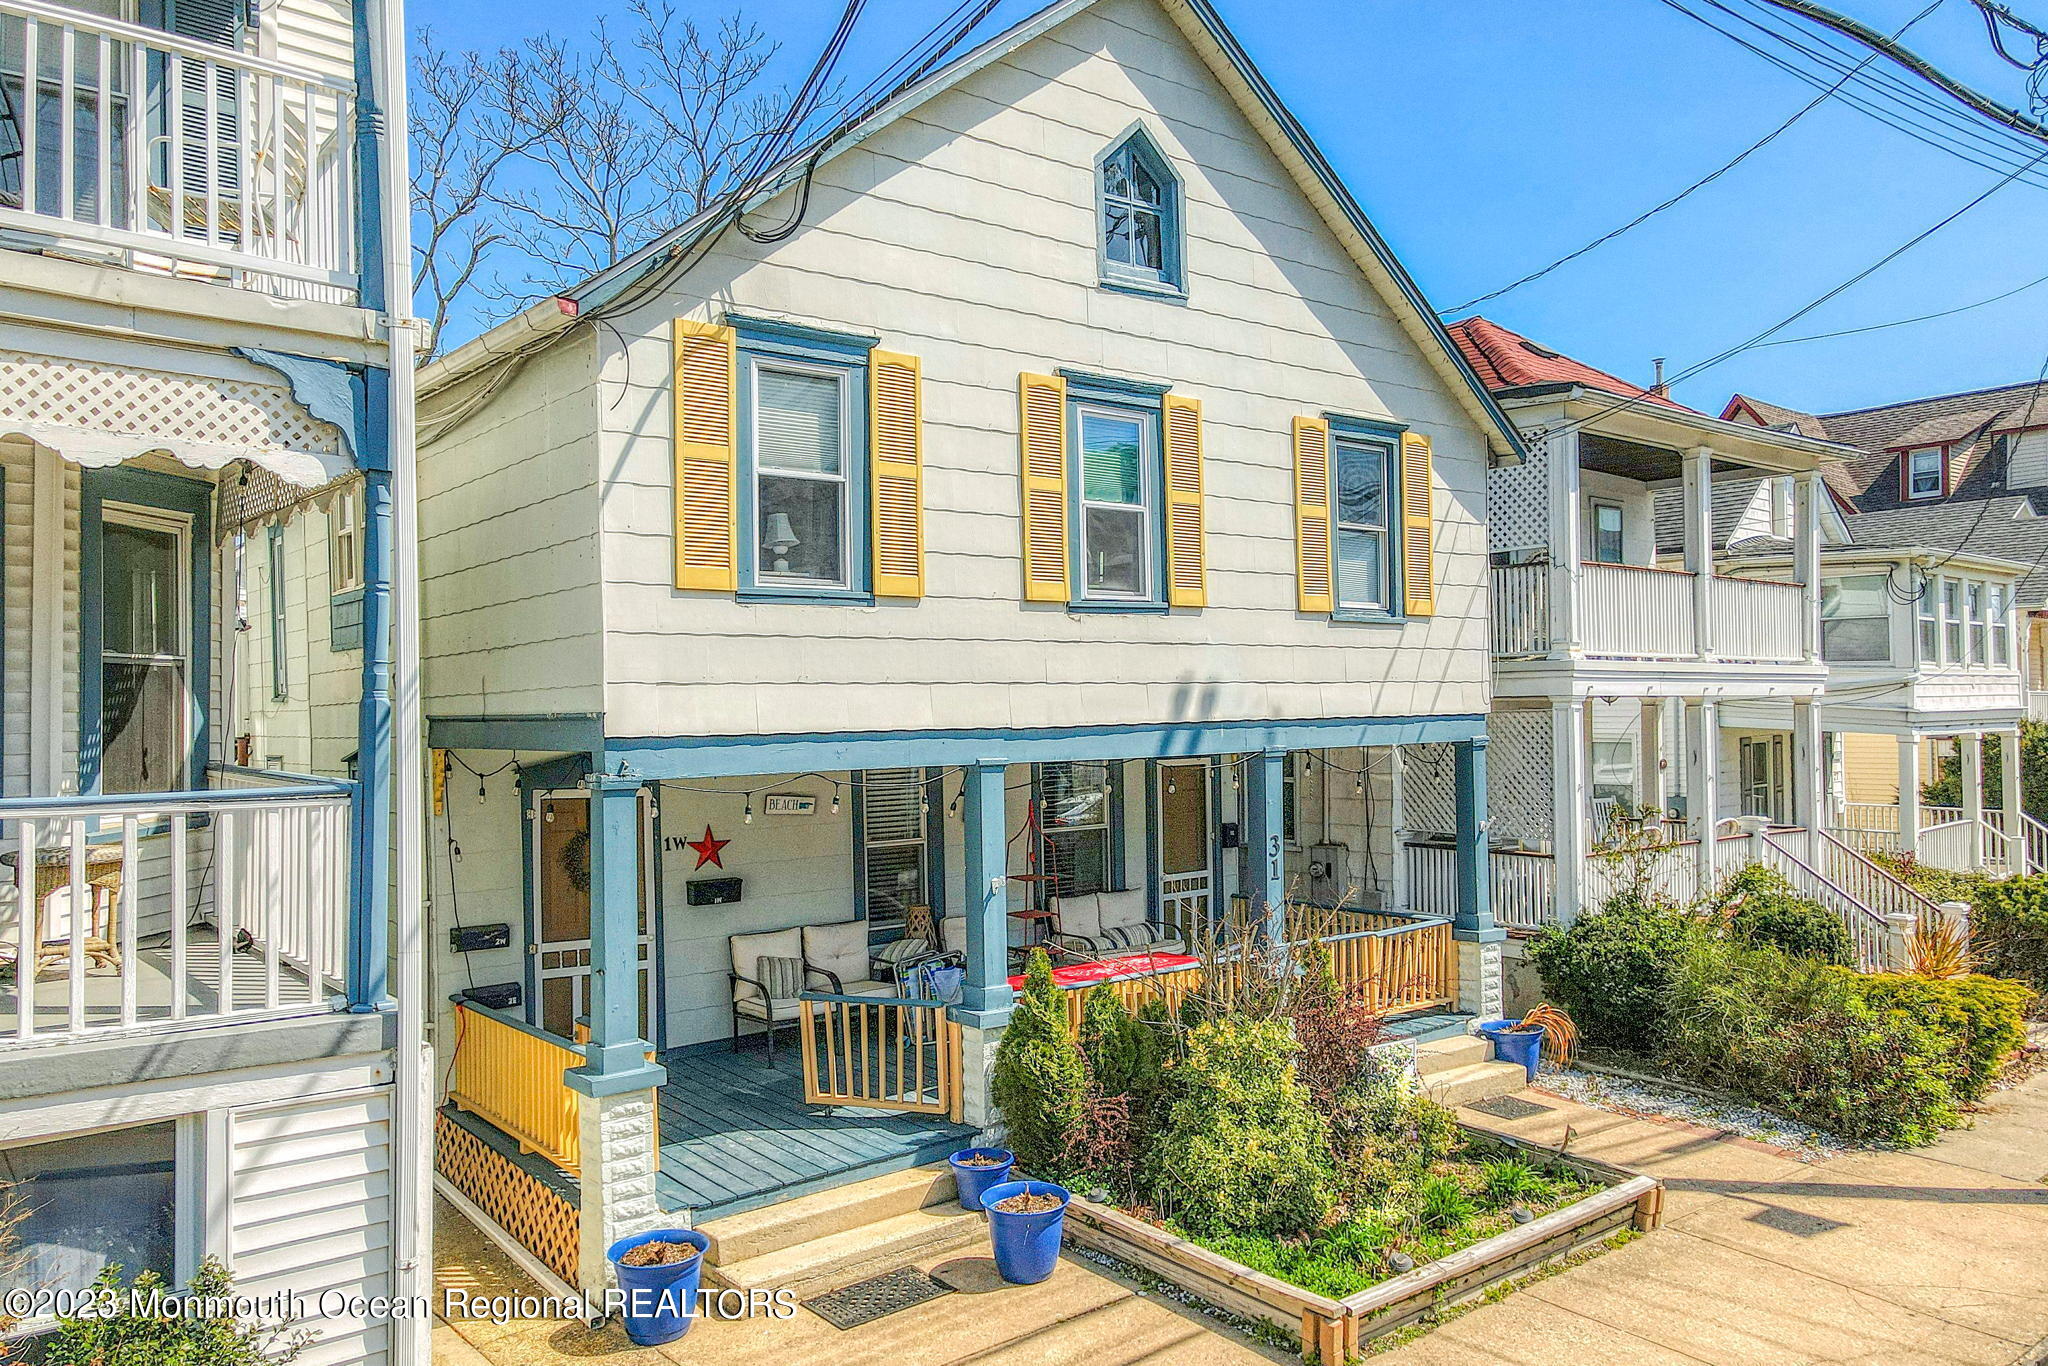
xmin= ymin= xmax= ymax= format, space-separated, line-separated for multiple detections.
xmin=1739 ymin=737 xmax=1788 ymax=825
xmin=532 ymin=791 xmax=654 ymax=1041
xmin=1157 ymin=761 xmax=1211 ymax=942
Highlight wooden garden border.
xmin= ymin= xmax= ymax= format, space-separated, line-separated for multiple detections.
xmin=1061 ymin=1123 xmax=1663 ymax=1362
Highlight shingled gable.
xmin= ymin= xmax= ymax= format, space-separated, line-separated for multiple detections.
xmin=421 ymin=0 xmax=1524 ymax=460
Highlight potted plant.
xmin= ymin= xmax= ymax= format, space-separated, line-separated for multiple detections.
xmin=948 ymin=1146 xmax=1016 ymax=1211
xmin=607 ymin=1228 xmax=710 ymax=1346
xmin=979 ymin=1179 xmax=1070 ymax=1284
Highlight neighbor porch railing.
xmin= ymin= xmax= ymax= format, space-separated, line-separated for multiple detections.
xmin=1710 ymin=574 xmax=1805 ymax=662
xmin=1579 ymin=562 xmax=1698 ymax=658
xmin=0 ymin=782 xmax=351 ymax=1044
xmin=447 ymin=999 xmax=584 ymax=1172
xmin=0 ymin=0 xmax=358 ymax=295
xmin=1490 ymin=563 xmax=1550 ymax=656
xmin=1403 ymin=841 xmax=1556 ymax=932
xmin=1493 ymin=562 xmax=1810 ymax=664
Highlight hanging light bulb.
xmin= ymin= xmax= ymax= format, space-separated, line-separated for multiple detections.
xmin=920 ymin=794 xmax=931 ymax=815
xmin=744 ymin=798 xmax=754 ymax=824
xmin=477 ymin=778 xmax=487 ymax=805
xmin=830 ymin=789 xmax=841 ymax=816
xmin=1167 ymin=775 xmax=1177 ymax=794
xmin=1355 ymin=773 xmax=1365 ymax=795
xmin=948 ymin=790 xmax=962 ymax=816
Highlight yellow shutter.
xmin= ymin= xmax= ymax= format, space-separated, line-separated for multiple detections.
xmin=1400 ymin=430 xmax=1435 ymax=616
xmin=1163 ymin=394 xmax=1205 ymax=608
xmin=1018 ymin=373 xmax=1070 ymax=602
xmin=869 ymin=350 xmax=924 ymax=599
xmin=1292 ymin=416 xmax=1333 ymax=613
xmin=671 ymin=319 xmax=738 ymax=591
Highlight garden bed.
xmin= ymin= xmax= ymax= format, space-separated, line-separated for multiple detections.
xmin=1060 ymin=1125 xmax=1663 ymax=1360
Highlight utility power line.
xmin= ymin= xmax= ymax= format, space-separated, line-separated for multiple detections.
xmin=1752 ymin=264 xmax=2048 ymax=346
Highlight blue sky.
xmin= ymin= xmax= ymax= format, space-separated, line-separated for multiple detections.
xmin=413 ymin=0 xmax=2046 ymax=416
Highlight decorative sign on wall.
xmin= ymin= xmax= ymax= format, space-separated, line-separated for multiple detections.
xmin=764 ymin=793 xmax=818 ymax=816
xmin=685 ymin=826 xmax=730 ymax=869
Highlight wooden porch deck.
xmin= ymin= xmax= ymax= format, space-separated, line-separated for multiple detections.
xmin=654 ymin=1037 xmax=977 ymax=1222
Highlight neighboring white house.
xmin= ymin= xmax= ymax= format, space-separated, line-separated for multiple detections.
xmin=0 ymin=0 xmax=421 ymax=1358
xmin=414 ymin=0 xmax=1523 ymax=1299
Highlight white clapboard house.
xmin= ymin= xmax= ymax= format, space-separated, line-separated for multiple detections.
xmin=415 ymin=0 xmax=1527 ymax=1300
xmin=0 ymin=0 xmax=421 ymax=1358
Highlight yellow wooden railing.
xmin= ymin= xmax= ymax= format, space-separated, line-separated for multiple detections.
xmin=798 ymin=992 xmax=963 ymax=1120
xmin=448 ymin=1001 xmax=585 ymax=1174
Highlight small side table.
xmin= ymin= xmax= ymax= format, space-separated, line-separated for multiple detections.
xmin=0 ymin=844 xmax=126 ymax=976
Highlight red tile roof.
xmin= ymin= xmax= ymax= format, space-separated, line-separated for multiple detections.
xmin=1447 ymin=316 xmax=1693 ymax=412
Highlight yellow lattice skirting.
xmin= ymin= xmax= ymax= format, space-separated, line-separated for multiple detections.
xmin=436 ymin=1112 xmax=580 ymax=1287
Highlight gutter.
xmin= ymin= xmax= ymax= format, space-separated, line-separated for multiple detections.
xmin=416 ymin=296 xmax=581 ymax=399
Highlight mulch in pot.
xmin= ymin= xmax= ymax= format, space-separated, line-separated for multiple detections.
xmin=619 ymin=1240 xmax=700 ymax=1267
xmin=989 ymin=1192 xmax=1062 ymax=1214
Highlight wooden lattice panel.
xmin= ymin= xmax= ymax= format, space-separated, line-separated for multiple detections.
xmin=435 ymin=1113 xmax=579 ymax=1287
xmin=1401 ymin=744 xmax=1458 ymax=839
xmin=1489 ymin=710 xmax=1555 ymax=848
xmin=0 ymin=351 xmax=342 ymax=455
xmin=1486 ymin=438 xmax=1549 ymax=553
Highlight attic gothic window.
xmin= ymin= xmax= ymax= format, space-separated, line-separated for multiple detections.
xmin=1098 ymin=130 xmax=1183 ymax=294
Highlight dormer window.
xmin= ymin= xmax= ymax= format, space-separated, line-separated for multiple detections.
xmin=1903 ymin=446 xmax=1945 ymax=500
xmin=1098 ymin=129 xmax=1183 ymax=295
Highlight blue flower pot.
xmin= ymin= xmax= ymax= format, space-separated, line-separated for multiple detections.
xmin=980 ymin=1179 xmax=1069 ymax=1285
xmin=948 ymin=1147 xmax=1016 ymax=1211
xmin=1477 ymin=1018 xmax=1543 ymax=1083
xmin=607 ymin=1228 xmax=708 ymax=1346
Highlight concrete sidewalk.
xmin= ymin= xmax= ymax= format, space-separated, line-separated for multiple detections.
xmin=431 ymin=1061 xmax=2048 ymax=1365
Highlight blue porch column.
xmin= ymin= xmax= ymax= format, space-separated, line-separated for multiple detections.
xmin=956 ymin=761 xmax=1013 ymax=1026
xmin=567 ymin=773 xmax=666 ymax=1094
xmin=1243 ymin=749 xmax=1287 ymax=940
xmin=1452 ymin=736 xmax=1505 ymax=1018
xmin=346 ymin=453 xmax=392 ymax=1013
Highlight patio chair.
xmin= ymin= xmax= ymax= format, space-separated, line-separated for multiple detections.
xmin=1053 ymin=890 xmax=1185 ymax=956
xmin=800 ymin=921 xmax=897 ymax=999
xmin=728 ymin=927 xmax=836 ymax=1063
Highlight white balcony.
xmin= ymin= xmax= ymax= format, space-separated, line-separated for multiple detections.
xmin=1492 ymin=561 xmax=1809 ymax=665
xmin=0 ymin=776 xmax=354 ymax=1046
xmin=0 ymin=0 xmax=357 ymax=298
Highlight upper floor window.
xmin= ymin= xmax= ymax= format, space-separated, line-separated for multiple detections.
xmin=753 ymin=362 xmax=854 ymax=589
xmin=1821 ymin=573 xmax=1888 ymax=663
xmin=1943 ymin=578 xmax=1964 ymax=661
xmin=1590 ymin=502 xmax=1625 ymax=565
xmin=1903 ymin=446 xmax=1945 ymax=500
xmin=1098 ymin=129 xmax=1183 ymax=295
xmin=1077 ymin=404 xmax=1156 ymax=600
xmin=1333 ymin=436 xmax=1392 ymax=611
xmin=1918 ymin=582 xmax=1938 ymax=662
xmin=1992 ymin=583 xmax=2012 ymax=666
xmin=1968 ymin=582 xmax=1988 ymax=664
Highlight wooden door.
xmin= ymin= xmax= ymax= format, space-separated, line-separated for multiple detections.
xmin=1157 ymin=761 xmax=1212 ymax=941
xmin=532 ymin=793 xmax=653 ymax=1041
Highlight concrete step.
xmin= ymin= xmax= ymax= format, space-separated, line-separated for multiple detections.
xmin=707 ymin=1202 xmax=984 ymax=1299
xmin=1420 ymin=1059 xmax=1529 ymax=1108
xmin=699 ymin=1163 xmax=957 ymax=1266
xmin=1410 ymin=1033 xmax=1488 ymax=1076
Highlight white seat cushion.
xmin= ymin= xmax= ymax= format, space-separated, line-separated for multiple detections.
xmin=734 ymin=995 xmax=801 ymax=1023
xmin=836 ymin=978 xmax=896 ymax=998
xmin=1055 ymin=893 xmax=1103 ymax=941
xmin=938 ymin=916 xmax=968 ymax=951
xmin=1096 ymin=890 xmax=1149 ymax=934
xmin=730 ymin=927 xmax=803 ymax=1004
xmin=802 ymin=921 xmax=872 ymax=992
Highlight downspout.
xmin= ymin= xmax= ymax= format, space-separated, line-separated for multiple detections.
xmin=354 ymin=0 xmax=430 ymax=1354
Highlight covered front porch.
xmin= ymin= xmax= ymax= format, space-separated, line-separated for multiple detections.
xmin=427 ymin=714 xmax=1501 ymax=1293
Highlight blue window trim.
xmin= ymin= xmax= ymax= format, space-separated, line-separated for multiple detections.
xmin=1095 ymin=123 xmax=1187 ymax=298
xmin=1033 ymin=760 xmax=1124 ymax=909
xmin=732 ymin=319 xmax=874 ymax=604
xmin=853 ymin=766 xmax=943 ymax=946
xmin=79 ymin=466 xmax=213 ymax=798
xmin=1324 ymin=412 xmax=1408 ymax=625
xmin=1065 ymin=375 xmax=1169 ymax=612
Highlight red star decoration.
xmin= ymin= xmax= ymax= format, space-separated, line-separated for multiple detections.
xmin=685 ymin=825 xmax=730 ymax=870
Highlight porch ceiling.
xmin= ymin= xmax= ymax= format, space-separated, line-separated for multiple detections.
xmin=1578 ymin=432 xmax=1747 ymax=484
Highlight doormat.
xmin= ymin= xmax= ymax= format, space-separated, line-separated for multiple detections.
xmin=1468 ymin=1095 xmax=1552 ymax=1120
xmin=1749 ymin=1205 xmax=1849 ymax=1237
xmin=803 ymin=1266 xmax=952 ymax=1330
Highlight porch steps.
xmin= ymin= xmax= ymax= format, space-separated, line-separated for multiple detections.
xmin=1413 ymin=1033 xmax=1528 ymax=1108
xmin=701 ymin=1163 xmax=982 ymax=1299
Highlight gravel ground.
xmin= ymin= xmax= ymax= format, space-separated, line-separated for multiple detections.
xmin=1535 ymin=1066 xmax=1853 ymax=1162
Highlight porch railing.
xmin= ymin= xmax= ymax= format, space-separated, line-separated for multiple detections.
xmin=1979 ymin=808 xmax=2048 ymax=875
xmin=447 ymin=1000 xmax=584 ymax=1173
xmin=798 ymin=991 xmax=963 ymax=1120
xmin=0 ymin=0 xmax=358 ymax=295
xmin=1403 ymin=841 xmax=1555 ymax=931
xmin=1578 ymin=563 xmax=1698 ymax=658
xmin=1711 ymin=575 xmax=1805 ymax=662
xmin=1308 ymin=913 xmax=1456 ymax=1014
xmin=1765 ymin=827 xmax=1941 ymax=939
xmin=1 ymin=782 xmax=351 ymax=1045
xmin=1490 ymin=563 xmax=1550 ymax=656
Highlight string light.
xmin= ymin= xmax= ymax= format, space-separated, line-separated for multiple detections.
xmin=830 ymin=791 xmax=841 ymax=815
xmin=743 ymin=799 xmax=753 ymax=824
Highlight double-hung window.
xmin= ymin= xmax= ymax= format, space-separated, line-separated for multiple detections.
xmin=1333 ymin=436 xmax=1393 ymax=612
xmin=1992 ymin=583 xmax=2012 ymax=666
xmin=1968 ymin=582 xmax=1988 ymax=665
xmin=1904 ymin=446 xmax=1944 ymax=500
xmin=1590 ymin=502 xmax=1625 ymax=564
xmin=1041 ymin=761 xmax=1113 ymax=898
xmin=329 ymin=483 xmax=363 ymax=593
xmin=736 ymin=320 xmax=872 ymax=599
xmin=1821 ymin=574 xmax=1889 ymax=663
xmin=1943 ymin=578 xmax=1964 ymax=662
xmin=860 ymin=768 xmax=929 ymax=937
xmin=1076 ymin=404 xmax=1156 ymax=601
xmin=1918 ymin=581 xmax=1939 ymax=662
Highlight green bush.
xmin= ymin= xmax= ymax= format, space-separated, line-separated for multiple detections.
xmin=1971 ymin=876 xmax=2048 ymax=997
xmin=1717 ymin=865 xmax=1855 ymax=966
xmin=1847 ymin=971 xmax=2031 ymax=1102
xmin=1659 ymin=936 xmax=1848 ymax=1090
xmin=44 ymin=1260 xmax=308 ymax=1365
xmin=1528 ymin=895 xmax=1703 ymax=1053
xmin=991 ymin=951 xmax=1086 ymax=1178
xmin=1149 ymin=1016 xmax=1335 ymax=1238
xmin=1078 ymin=984 xmax=1162 ymax=1105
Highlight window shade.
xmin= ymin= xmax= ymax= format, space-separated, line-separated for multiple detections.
xmin=756 ymin=368 xmax=842 ymax=474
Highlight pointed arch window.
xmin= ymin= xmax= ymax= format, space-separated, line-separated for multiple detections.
xmin=1098 ymin=129 xmax=1184 ymax=295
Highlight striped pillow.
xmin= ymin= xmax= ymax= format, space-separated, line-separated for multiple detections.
xmin=755 ymin=955 xmax=806 ymax=1001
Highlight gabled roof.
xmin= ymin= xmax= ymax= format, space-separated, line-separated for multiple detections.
xmin=1446 ymin=316 xmax=1691 ymax=412
xmin=1723 ymin=394 xmax=1829 ymax=441
xmin=422 ymin=0 xmax=1523 ymax=457
xmin=1725 ymin=495 xmax=2048 ymax=609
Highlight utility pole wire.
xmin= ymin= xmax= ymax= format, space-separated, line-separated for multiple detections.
xmin=1748 ymin=0 xmax=2048 ymax=142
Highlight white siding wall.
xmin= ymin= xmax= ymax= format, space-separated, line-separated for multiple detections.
xmin=2007 ymin=429 xmax=2048 ymax=490
xmin=262 ymin=0 xmax=356 ymax=85
xmin=585 ymin=0 xmax=1492 ymax=740
xmin=226 ymin=1090 xmax=393 ymax=1366
xmin=231 ymin=504 xmax=363 ymax=778
xmin=1579 ymin=471 xmax=1657 ymax=566
xmin=419 ymin=337 xmax=606 ymax=719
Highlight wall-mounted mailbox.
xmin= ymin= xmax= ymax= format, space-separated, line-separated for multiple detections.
xmin=1219 ymin=822 xmax=1241 ymax=849
xmin=688 ymin=876 xmax=744 ymax=906
xmin=450 ymin=923 xmax=512 ymax=953
xmin=461 ymin=982 xmax=522 ymax=1011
